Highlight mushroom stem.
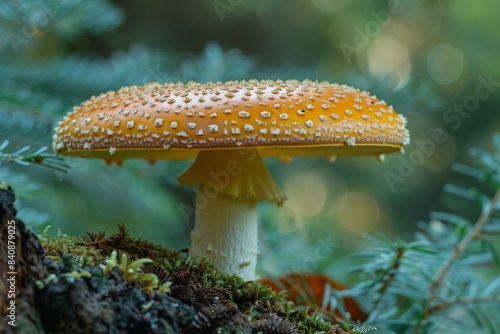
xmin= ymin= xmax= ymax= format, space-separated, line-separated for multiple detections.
xmin=178 ymin=149 xmax=287 ymax=280
xmin=191 ymin=185 xmax=258 ymax=280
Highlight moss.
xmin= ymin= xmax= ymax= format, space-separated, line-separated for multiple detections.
xmin=39 ymin=226 xmax=104 ymax=266
xmin=39 ymin=224 xmax=349 ymax=333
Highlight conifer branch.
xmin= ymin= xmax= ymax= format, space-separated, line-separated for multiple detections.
xmin=0 ymin=140 xmax=69 ymax=172
xmin=371 ymin=244 xmax=405 ymax=311
xmin=416 ymin=189 xmax=500 ymax=331
xmin=428 ymin=190 xmax=500 ymax=300
xmin=429 ymin=295 xmax=500 ymax=313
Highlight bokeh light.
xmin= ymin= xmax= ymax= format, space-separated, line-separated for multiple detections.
xmin=368 ymin=37 xmax=411 ymax=89
xmin=335 ymin=191 xmax=381 ymax=234
xmin=284 ymin=172 xmax=328 ymax=216
xmin=427 ymin=44 xmax=465 ymax=85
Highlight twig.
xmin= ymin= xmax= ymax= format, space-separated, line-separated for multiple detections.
xmin=429 ymin=295 xmax=500 ymax=314
xmin=372 ymin=245 xmax=405 ymax=311
xmin=415 ymin=189 xmax=500 ymax=332
xmin=0 ymin=142 xmax=69 ymax=172
xmin=428 ymin=189 xmax=500 ymax=301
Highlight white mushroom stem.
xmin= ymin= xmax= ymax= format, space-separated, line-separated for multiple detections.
xmin=177 ymin=149 xmax=287 ymax=280
xmin=190 ymin=185 xmax=258 ymax=281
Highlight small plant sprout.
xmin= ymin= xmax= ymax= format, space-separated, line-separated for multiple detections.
xmin=101 ymin=250 xmax=171 ymax=294
xmin=53 ymin=80 xmax=409 ymax=280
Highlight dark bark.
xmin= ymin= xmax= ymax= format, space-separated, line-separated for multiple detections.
xmin=1 ymin=185 xmax=46 ymax=333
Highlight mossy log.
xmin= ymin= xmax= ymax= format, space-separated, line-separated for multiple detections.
xmin=0 ymin=185 xmax=350 ymax=334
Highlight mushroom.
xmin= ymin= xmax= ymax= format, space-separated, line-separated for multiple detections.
xmin=53 ymin=80 xmax=409 ymax=281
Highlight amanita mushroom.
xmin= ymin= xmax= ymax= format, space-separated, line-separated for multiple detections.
xmin=53 ymin=80 xmax=409 ymax=281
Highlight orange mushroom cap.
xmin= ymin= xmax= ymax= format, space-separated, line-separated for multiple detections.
xmin=53 ymin=79 xmax=409 ymax=162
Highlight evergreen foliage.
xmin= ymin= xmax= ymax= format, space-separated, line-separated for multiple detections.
xmin=314 ymin=136 xmax=500 ymax=334
xmin=0 ymin=140 xmax=67 ymax=171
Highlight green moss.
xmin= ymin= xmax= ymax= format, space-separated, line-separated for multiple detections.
xmin=39 ymin=226 xmax=104 ymax=266
xmin=40 ymin=224 xmax=347 ymax=333
xmin=288 ymin=309 xmax=336 ymax=333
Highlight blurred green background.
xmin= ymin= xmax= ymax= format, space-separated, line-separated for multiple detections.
xmin=1 ymin=0 xmax=499 ymax=281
